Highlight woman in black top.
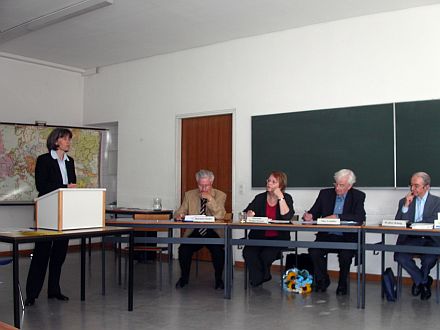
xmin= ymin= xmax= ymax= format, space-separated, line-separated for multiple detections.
xmin=243 ymin=171 xmax=294 ymax=287
xmin=25 ymin=128 xmax=77 ymax=306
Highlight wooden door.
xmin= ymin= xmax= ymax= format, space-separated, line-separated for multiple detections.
xmin=181 ymin=114 xmax=232 ymax=261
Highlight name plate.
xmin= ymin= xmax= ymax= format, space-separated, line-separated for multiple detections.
xmin=184 ymin=215 xmax=215 ymax=222
xmin=382 ymin=219 xmax=407 ymax=227
xmin=317 ymin=218 xmax=340 ymax=225
xmin=246 ymin=217 xmax=269 ymax=224
xmin=434 ymin=220 xmax=440 ymax=229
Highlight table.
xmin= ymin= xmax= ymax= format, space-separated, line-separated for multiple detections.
xmin=362 ymin=225 xmax=440 ymax=308
xmin=0 ymin=227 xmax=134 ymax=329
xmin=105 ymin=219 xmax=231 ymax=297
xmin=105 ymin=207 xmax=173 ymax=218
xmin=227 ymin=222 xmax=363 ymax=306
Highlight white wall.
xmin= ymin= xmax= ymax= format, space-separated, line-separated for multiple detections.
xmin=84 ymin=5 xmax=440 ymax=275
xmin=0 ymin=56 xmax=84 ymax=250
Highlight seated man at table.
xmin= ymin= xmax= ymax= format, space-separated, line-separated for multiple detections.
xmin=303 ymin=169 xmax=366 ymax=295
xmin=174 ymin=169 xmax=227 ymax=289
xmin=394 ymin=171 xmax=440 ymax=300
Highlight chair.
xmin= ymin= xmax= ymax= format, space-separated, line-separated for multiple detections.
xmin=123 ymin=213 xmax=171 ymax=289
xmin=396 ymin=256 xmax=440 ymax=303
xmin=194 ymin=212 xmax=232 ymax=277
xmin=0 ymin=258 xmax=24 ymax=310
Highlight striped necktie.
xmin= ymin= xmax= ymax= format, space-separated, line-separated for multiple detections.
xmin=198 ymin=198 xmax=208 ymax=236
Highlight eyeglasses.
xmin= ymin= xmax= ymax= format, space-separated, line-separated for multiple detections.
xmin=409 ymin=184 xmax=426 ymax=189
xmin=333 ymin=183 xmax=347 ymax=188
xmin=266 ymin=179 xmax=278 ymax=184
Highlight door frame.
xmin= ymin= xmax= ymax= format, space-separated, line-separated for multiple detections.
xmin=175 ymin=109 xmax=236 ymax=216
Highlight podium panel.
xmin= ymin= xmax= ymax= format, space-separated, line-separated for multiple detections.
xmin=35 ymin=188 xmax=106 ymax=230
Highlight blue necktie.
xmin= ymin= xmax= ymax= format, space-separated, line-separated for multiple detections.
xmin=415 ymin=198 xmax=423 ymax=222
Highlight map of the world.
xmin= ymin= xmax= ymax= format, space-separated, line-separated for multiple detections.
xmin=0 ymin=124 xmax=101 ymax=203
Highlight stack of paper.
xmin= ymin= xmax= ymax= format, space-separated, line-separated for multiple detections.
xmin=410 ymin=223 xmax=433 ymax=230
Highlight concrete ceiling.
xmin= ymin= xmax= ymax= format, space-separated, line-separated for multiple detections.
xmin=1 ymin=0 xmax=439 ymax=71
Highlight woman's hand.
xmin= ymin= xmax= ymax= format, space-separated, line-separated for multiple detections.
xmin=246 ymin=210 xmax=255 ymax=217
xmin=273 ymin=188 xmax=284 ymax=200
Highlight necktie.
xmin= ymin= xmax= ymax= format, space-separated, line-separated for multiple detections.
xmin=415 ymin=198 xmax=423 ymax=222
xmin=198 ymin=198 xmax=208 ymax=236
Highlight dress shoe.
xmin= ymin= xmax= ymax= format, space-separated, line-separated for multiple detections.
xmin=262 ymin=274 xmax=272 ymax=284
xmin=48 ymin=293 xmax=69 ymax=301
xmin=215 ymin=279 xmax=224 ymax=290
xmin=314 ymin=277 xmax=331 ymax=292
xmin=24 ymin=298 xmax=35 ymax=306
xmin=175 ymin=278 xmax=188 ymax=289
xmin=411 ymin=283 xmax=421 ymax=296
xmin=420 ymin=284 xmax=431 ymax=300
xmin=336 ymin=286 xmax=348 ymax=296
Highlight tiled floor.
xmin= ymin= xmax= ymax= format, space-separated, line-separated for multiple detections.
xmin=1 ymin=251 xmax=439 ymax=330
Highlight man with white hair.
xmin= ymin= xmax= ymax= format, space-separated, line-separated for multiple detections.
xmin=303 ymin=169 xmax=366 ymax=295
xmin=394 ymin=171 xmax=440 ymax=300
xmin=174 ymin=169 xmax=226 ymax=290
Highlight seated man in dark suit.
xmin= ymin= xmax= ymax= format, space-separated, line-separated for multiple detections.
xmin=394 ymin=171 xmax=440 ymax=300
xmin=303 ymin=169 xmax=366 ymax=295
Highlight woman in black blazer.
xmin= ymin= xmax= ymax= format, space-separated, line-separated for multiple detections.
xmin=243 ymin=171 xmax=294 ymax=287
xmin=25 ymin=128 xmax=77 ymax=306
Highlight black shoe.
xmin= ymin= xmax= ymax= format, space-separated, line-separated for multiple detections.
xmin=48 ymin=293 xmax=69 ymax=301
xmin=262 ymin=274 xmax=272 ymax=283
xmin=175 ymin=278 xmax=188 ymax=289
xmin=315 ymin=277 xmax=331 ymax=292
xmin=215 ymin=279 xmax=224 ymax=290
xmin=24 ymin=298 xmax=35 ymax=306
xmin=411 ymin=283 xmax=421 ymax=296
xmin=421 ymin=284 xmax=431 ymax=300
xmin=427 ymin=275 xmax=434 ymax=287
xmin=250 ymin=280 xmax=263 ymax=287
xmin=336 ymin=286 xmax=348 ymax=296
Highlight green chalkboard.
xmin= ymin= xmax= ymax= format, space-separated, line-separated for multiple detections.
xmin=396 ymin=99 xmax=440 ymax=187
xmin=252 ymin=104 xmax=394 ymax=187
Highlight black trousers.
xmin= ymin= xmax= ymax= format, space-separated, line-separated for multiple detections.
xmin=26 ymin=239 xmax=69 ymax=299
xmin=178 ymin=230 xmax=224 ymax=282
xmin=309 ymin=234 xmax=354 ymax=286
xmin=243 ymin=245 xmax=281 ymax=286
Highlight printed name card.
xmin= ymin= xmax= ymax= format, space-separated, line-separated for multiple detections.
xmin=434 ymin=220 xmax=440 ymax=229
xmin=317 ymin=218 xmax=340 ymax=225
xmin=382 ymin=219 xmax=407 ymax=227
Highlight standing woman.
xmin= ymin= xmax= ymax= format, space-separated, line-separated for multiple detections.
xmin=25 ymin=128 xmax=77 ymax=306
xmin=243 ymin=171 xmax=294 ymax=287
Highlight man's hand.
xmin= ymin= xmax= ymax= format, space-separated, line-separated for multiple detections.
xmin=200 ymin=191 xmax=213 ymax=202
xmin=404 ymin=191 xmax=414 ymax=207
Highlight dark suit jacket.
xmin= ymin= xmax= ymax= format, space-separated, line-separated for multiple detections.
xmin=395 ymin=192 xmax=440 ymax=245
xmin=35 ymin=152 xmax=77 ymax=197
xmin=308 ymin=188 xmax=366 ymax=241
xmin=244 ymin=192 xmax=294 ymax=240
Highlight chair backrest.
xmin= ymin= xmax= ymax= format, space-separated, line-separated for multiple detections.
xmin=224 ymin=212 xmax=233 ymax=221
xmin=133 ymin=213 xmax=171 ymax=231
xmin=133 ymin=213 xmax=171 ymax=220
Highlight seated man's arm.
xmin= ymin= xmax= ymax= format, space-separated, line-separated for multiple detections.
xmin=174 ymin=192 xmax=190 ymax=220
xmin=395 ymin=198 xmax=412 ymax=221
xmin=340 ymin=191 xmax=366 ymax=225
xmin=207 ymin=190 xmax=226 ymax=219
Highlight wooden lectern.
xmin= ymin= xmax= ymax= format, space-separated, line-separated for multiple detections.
xmin=34 ymin=188 xmax=106 ymax=230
